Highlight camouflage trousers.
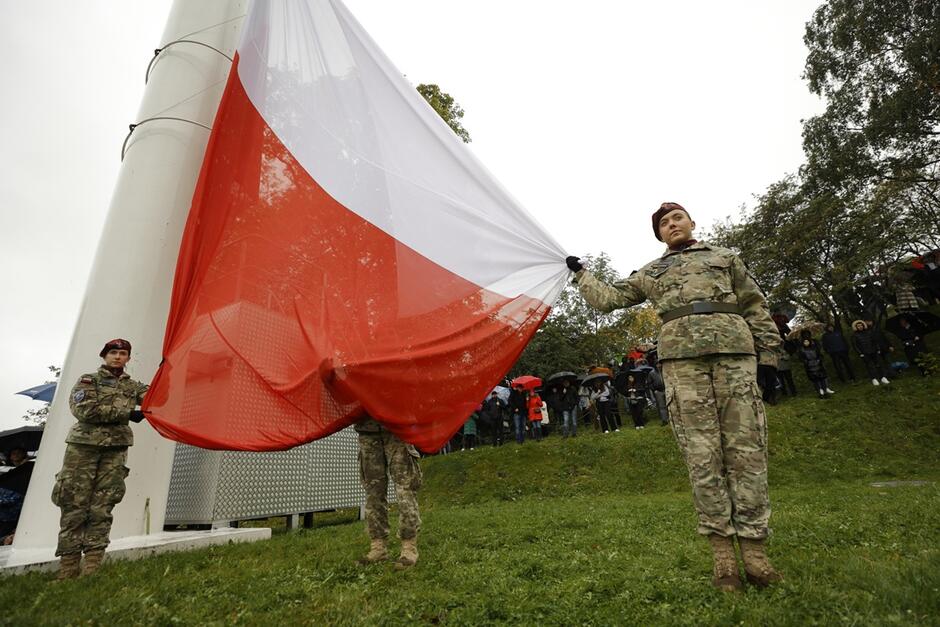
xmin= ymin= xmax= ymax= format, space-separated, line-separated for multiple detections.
xmin=51 ymin=443 xmax=129 ymax=556
xmin=662 ymin=355 xmax=771 ymax=539
xmin=358 ymin=429 xmax=422 ymax=541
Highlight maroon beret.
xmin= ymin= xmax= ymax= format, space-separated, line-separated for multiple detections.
xmin=99 ymin=338 xmax=132 ymax=357
xmin=651 ymin=202 xmax=690 ymax=241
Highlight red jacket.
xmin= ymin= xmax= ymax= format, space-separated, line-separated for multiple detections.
xmin=527 ymin=394 xmax=543 ymax=421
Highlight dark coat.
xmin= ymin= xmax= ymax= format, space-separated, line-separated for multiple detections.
xmin=556 ymin=385 xmax=577 ymax=411
xmin=852 ymin=328 xmax=879 ymax=355
xmin=798 ymin=346 xmax=828 ymax=381
xmin=894 ymin=326 xmax=928 ymax=352
xmin=821 ymin=329 xmax=849 ymax=354
xmin=0 ymin=461 xmax=34 ymax=496
xmin=508 ymin=389 xmax=527 ymax=416
xmin=481 ymin=396 xmax=505 ymax=423
xmin=546 ymin=387 xmax=564 ymax=412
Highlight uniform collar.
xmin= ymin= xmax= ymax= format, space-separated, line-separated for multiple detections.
xmin=661 ymin=239 xmax=710 ymax=258
xmin=98 ymin=365 xmax=128 ymax=380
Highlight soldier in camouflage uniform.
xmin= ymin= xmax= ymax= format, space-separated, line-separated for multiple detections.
xmin=566 ymin=202 xmax=783 ymax=591
xmin=52 ymin=339 xmax=148 ymax=580
xmin=354 ymin=415 xmax=423 ymax=568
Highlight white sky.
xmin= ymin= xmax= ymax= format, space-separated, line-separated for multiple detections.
xmin=0 ymin=0 xmax=823 ymax=431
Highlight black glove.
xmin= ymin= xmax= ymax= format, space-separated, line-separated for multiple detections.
xmin=565 ymin=256 xmax=583 ymax=272
xmin=129 ymin=410 xmax=146 ymax=423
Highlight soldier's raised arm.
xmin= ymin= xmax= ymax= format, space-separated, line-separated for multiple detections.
xmin=566 ymin=256 xmax=647 ymax=313
xmin=729 ymin=255 xmax=781 ymax=366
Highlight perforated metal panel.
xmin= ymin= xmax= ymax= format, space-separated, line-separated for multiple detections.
xmin=165 ymin=427 xmax=395 ymax=525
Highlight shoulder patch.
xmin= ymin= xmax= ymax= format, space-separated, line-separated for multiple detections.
xmin=80 ymin=376 xmax=94 ymax=384
xmin=72 ymin=389 xmax=86 ymax=403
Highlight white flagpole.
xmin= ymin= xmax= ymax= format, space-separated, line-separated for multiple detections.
xmin=12 ymin=0 xmax=248 ymax=561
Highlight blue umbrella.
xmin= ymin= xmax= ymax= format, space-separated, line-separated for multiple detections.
xmin=16 ymin=382 xmax=57 ymax=403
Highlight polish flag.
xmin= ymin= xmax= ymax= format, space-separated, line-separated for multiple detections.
xmin=143 ymin=0 xmax=568 ymax=452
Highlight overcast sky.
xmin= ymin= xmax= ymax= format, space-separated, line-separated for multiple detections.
xmin=0 ymin=1 xmax=824 ymax=431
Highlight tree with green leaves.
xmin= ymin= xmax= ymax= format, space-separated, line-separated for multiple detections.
xmin=709 ymin=0 xmax=940 ymax=326
xmin=417 ymin=84 xmax=471 ymax=143
xmin=802 ymin=0 xmax=940 ymax=203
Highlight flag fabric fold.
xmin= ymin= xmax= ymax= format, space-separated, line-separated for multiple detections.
xmin=143 ymin=0 xmax=568 ymax=452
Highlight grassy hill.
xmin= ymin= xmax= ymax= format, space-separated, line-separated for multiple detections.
xmin=3 ymin=373 xmax=938 ymax=625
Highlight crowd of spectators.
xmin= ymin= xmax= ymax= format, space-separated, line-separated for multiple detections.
xmin=762 ymin=312 xmax=935 ymax=403
xmin=443 ymin=346 xmax=673 ymax=452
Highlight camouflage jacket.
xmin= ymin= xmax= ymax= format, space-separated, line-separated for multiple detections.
xmin=66 ymin=366 xmax=148 ymax=447
xmin=575 ymin=242 xmax=780 ymax=365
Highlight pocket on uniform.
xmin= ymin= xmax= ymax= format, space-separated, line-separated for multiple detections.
xmin=706 ymin=259 xmax=734 ymax=296
xmin=409 ymin=457 xmax=424 ymax=491
xmin=50 ymin=472 xmax=63 ymax=507
xmin=748 ymin=382 xmax=769 ymax=448
xmin=401 ymin=445 xmax=423 ymax=491
xmin=665 ymin=388 xmax=688 ymax=451
xmin=707 ymin=257 xmax=732 ymax=269
xmin=109 ymin=465 xmax=130 ymax=505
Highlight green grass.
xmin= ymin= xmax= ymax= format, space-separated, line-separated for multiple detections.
xmin=3 ymin=374 xmax=939 ymax=626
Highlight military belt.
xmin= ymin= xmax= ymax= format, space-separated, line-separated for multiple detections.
xmin=660 ymin=301 xmax=742 ymax=324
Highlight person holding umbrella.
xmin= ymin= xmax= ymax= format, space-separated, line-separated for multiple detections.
xmin=566 ymin=202 xmax=783 ymax=592
xmin=508 ymin=385 xmax=527 ymax=444
xmin=546 ymin=373 xmax=579 ymax=437
xmin=585 ymin=372 xmax=616 ymax=433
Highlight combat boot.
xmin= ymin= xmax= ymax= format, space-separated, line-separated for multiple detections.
xmin=81 ymin=549 xmax=106 ymax=576
xmin=394 ymin=538 xmax=418 ymax=569
xmin=738 ymin=537 xmax=783 ymax=587
xmin=356 ymin=539 xmax=388 ymax=565
xmin=707 ymin=534 xmax=743 ymax=592
xmin=55 ymin=553 xmax=82 ymax=581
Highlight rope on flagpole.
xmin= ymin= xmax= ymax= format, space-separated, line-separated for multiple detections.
xmin=121 ymin=117 xmax=213 ymax=161
xmin=145 ymin=40 xmax=233 ymax=84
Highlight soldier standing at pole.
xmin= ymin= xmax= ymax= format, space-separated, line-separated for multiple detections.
xmin=52 ymin=339 xmax=148 ymax=579
xmin=354 ymin=415 xmax=423 ymax=569
xmin=566 ymin=202 xmax=783 ymax=592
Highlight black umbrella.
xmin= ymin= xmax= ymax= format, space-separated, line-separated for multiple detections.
xmin=0 ymin=426 xmax=44 ymax=455
xmin=546 ymin=371 xmax=577 ymax=385
xmin=885 ymin=312 xmax=940 ymax=337
xmin=581 ymin=372 xmax=610 ymax=387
